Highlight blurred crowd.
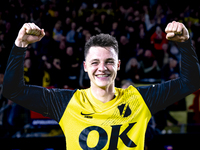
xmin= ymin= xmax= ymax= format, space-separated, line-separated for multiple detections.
xmin=0 ymin=0 xmax=200 ymax=138
xmin=0 ymin=0 xmax=200 ymax=88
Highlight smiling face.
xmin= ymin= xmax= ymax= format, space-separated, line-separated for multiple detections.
xmin=83 ymin=46 xmax=120 ymax=89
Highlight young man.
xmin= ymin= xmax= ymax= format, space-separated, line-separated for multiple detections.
xmin=3 ymin=21 xmax=200 ymax=150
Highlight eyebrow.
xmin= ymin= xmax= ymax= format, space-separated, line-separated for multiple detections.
xmin=89 ymin=59 xmax=99 ymax=63
xmin=106 ymin=58 xmax=115 ymax=61
xmin=89 ymin=58 xmax=115 ymax=62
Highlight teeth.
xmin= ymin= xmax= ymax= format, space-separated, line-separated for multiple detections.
xmin=96 ymin=75 xmax=109 ymax=77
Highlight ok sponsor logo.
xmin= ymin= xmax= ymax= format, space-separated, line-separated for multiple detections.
xmin=79 ymin=123 xmax=137 ymax=150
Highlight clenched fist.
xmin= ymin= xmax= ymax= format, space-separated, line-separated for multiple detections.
xmin=165 ymin=21 xmax=189 ymax=42
xmin=15 ymin=23 xmax=45 ymax=47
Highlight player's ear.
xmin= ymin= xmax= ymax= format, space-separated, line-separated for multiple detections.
xmin=117 ymin=59 xmax=121 ymax=71
xmin=83 ymin=61 xmax=87 ymax=72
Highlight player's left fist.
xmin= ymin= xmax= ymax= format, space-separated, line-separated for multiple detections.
xmin=165 ymin=21 xmax=189 ymax=42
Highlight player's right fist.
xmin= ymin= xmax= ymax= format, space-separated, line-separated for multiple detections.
xmin=15 ymin=23 xmax=45 ymax=47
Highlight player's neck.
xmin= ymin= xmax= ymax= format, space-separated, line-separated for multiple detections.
xmin=90 ymin=84 xmax=115 ymax=103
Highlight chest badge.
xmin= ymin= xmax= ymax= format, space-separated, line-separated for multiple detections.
xmin=118 ymin=104 xmax=132 ymax=117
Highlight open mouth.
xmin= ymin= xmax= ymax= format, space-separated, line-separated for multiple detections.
xmin=96 ymin=74 xmax=110 ymax=77
xmin=95 ymin=74 xmax=111 ymax=80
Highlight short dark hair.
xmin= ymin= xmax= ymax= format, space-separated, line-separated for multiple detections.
xmin=84 ymin=33 xmax=119 ymax=59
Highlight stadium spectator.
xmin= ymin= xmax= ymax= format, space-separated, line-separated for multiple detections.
xmin=61 ymin=46 xmax=80 ymax=89
xmin=161 ymin=56 xmax=180 ymax=82
xmin=124 ymin=57 xmax=142 ymax=83
xmin=150 ymin=25 xmax=168 ymax=67
xmin=140 ymin=49 xmax=161 ymax=81
xmin=66 ymin=22 xmax=77 ymax=44
xmin=52 ymin=20 xmax=63 ymax=42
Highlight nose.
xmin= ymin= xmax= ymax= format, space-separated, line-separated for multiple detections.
xmin=98 ymin=62 xmax=107 ymax=71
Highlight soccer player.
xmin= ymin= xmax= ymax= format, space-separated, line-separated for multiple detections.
xmin=3 ymin=21 xmax=200 ymax=150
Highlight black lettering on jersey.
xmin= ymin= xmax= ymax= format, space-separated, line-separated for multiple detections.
xmin=79 ymin=126 xmax=108 ymax=150
xmin=108 ymin=123 xmax=137 ymax=149
xmin=81 ymin=112 xmax=94 ymax=119
xmin=79 ymin=123 xmax=137 ymax=150
xmin=84 ymin=115 xmax=93 ymax=119
xmin=119 ymin=122 xmax=137 ymax=147
xmin=118 ymin=104 xmax=132 ymax=117
xmin=108 ymin=125 xmax=121 ymax=149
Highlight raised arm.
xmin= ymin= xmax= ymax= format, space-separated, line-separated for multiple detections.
xmin=15 ymin=23 xmax=45 ymax=47
xmin=138 ymin=21 xmax=200 ymax=115
xmin=2 ymin=23 xmax=75 ymax=121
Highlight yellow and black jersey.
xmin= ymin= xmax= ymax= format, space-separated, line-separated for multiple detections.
xmin=59 ymin=86 xmax=151 ymax=150
xmin=3 ymin=39 xmax=200 ymax=150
